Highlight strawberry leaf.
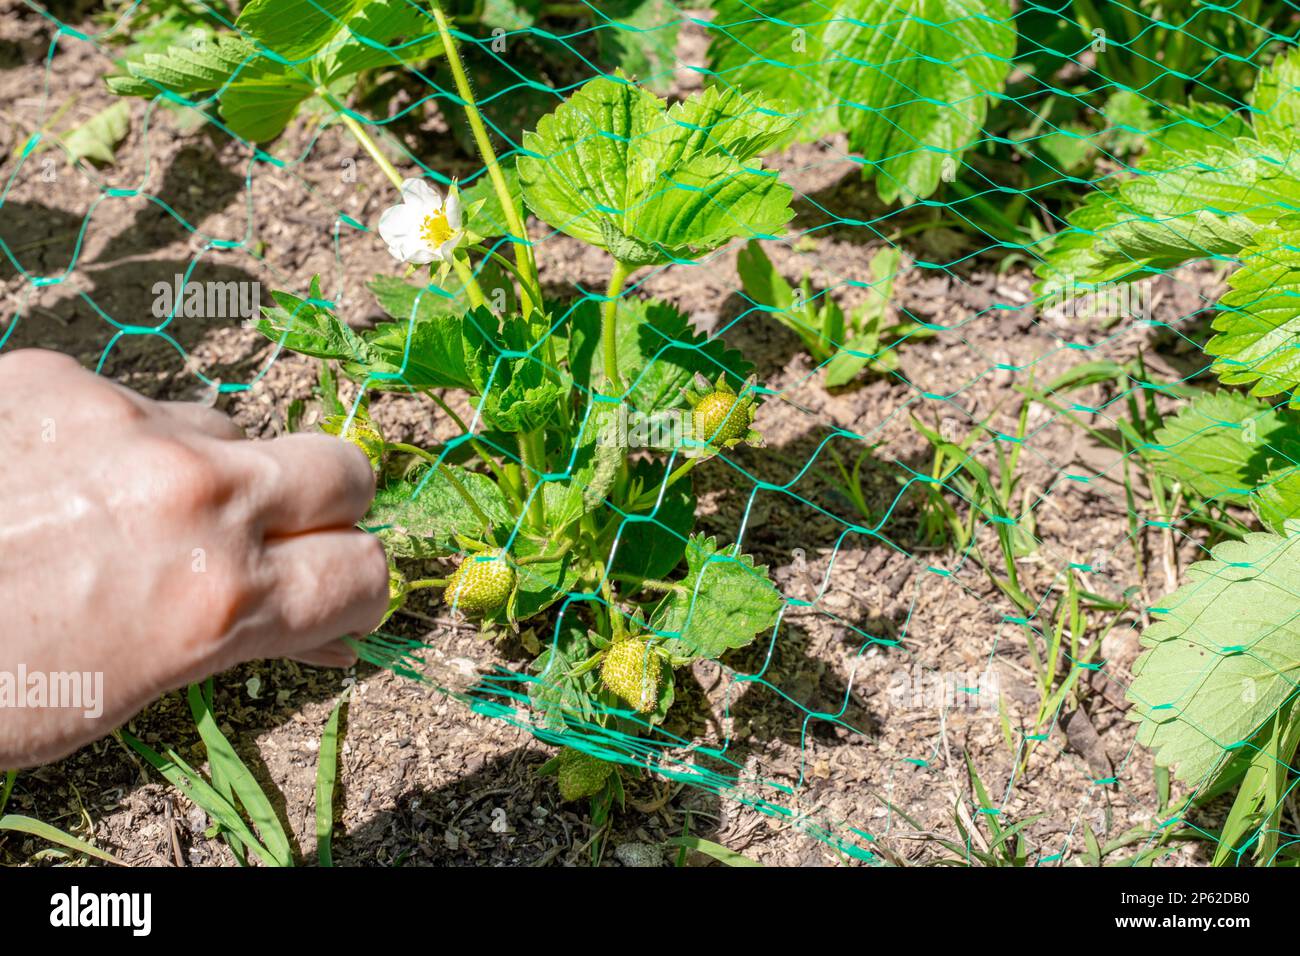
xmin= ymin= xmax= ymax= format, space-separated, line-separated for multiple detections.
xmin=518 ymin=77 xmax=794 ymax=266
xmin=1147 ymin=391 xmax=1298 ymax=501
xmin=1128 ymin=528 xmax=1300 ymax=785
xmin=365 ymin=468 xmax=512 ymax=557
xmin=1210 ymin=226 xmax=1300 ymax=405
xmin=650 ymin=534 xmax=782 ymax=660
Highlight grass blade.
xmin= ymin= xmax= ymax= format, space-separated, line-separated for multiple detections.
xmin=0 ymin=814 xmax=121 ymax=864
xmin=315 ymin=694 xmax=348 ymax=868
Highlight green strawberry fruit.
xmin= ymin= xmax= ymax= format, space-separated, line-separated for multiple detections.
xmin=322 ymin=414 xmax=385 ymax=471
xmin=380 ymin=565 xmax=408 ymax=627
xmin=601 ymin=639 xmax=661 ymax=712
xmin=693 ymin=390 xmax=752 ymax=446
xmin=556 ymin=747 xmax=613 ymax=801
xmin=444 ymin=550 xmax=515 ymax=615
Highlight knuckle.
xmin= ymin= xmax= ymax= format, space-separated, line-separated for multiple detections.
xmin=140 ymin=437 xmax=227 ymax=514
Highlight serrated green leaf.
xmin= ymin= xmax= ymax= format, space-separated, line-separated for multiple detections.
xmin=825 ymin=0 xmax=1016 ymax=204
xmin=317 ymin=0 xmax=445 ymax=81
xmin=610 ymin=459 xmax=696 ymax=581
xmin=257 ymin=277 xmax=370 ymax=363
xmin=1147 ymin=390 xmax=1294 ymax=501
xmin=62 ymin=101 xmax=131 ymax=165
xmin=106 ymin=33 xmax=258 ymax=99
xmin=235 ymin=0 xmax=368 ymax=63
xmin=366 ymin=468 xmax=513 ymax=557
xmin=354 ymin=276 xmax=475 ymax=390
xmin=650 ymin=534 xmax=782 ymax=660
xmin=1209 ymin=227 xmax=1300 ymax=405
xmin=463 ymin=307 xmax=563 ymax=432
xmin=1128 ymin=529 xmax=1300 ymax=785
xmin=1037 ymin=49 xmax=1300 ymax=294
xmin=518 ymin=76 xmax=794 ymax=266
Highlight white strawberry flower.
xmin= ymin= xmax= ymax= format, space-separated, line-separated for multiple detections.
xmin=378 ymin=178 xmax=464 ymax=265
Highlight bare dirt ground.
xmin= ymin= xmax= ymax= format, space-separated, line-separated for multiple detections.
xmin=0 ymin=2 xmax=1228 ymax=866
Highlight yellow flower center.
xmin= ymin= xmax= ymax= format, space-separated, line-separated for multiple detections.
xmin=420 ymin=209 xmax=454 ymax=249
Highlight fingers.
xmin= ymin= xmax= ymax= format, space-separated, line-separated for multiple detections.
xmin=289 ymin=638 xmax=359 ymax=669
xmin=244 ymin=432 xmax=377 ymax=536
xmin=260 ymin=528 xmax=389 ymax=659
xmin=157 ymin=401 xmax=246 ymax=440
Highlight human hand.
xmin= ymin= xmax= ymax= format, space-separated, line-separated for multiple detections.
xmin=0 ymin=349 xmax=388 ymax=767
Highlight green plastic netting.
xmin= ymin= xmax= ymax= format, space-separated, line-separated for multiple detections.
xmin=9 ymin=0 xmax=1300 ymax=865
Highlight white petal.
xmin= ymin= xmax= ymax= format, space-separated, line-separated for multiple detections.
xmin=378 ymin=203 xmax=421 ymax=247
xmin=400 ymin=178 xmax=442 ymax=212
xmin=444 ymin=188 xmax=463 ymax=231
xmin=436 ymin=236 xmax=459 ymax=262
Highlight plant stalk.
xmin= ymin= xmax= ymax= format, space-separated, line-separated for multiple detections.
xmin=603 ymin=260 xmax=633 ymax=394
xmin=431 ymin=3 xmax=539 ymax=315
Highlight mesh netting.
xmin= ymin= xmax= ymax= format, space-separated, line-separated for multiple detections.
xmin=8 ymin=0 xmax=1300 ymax=865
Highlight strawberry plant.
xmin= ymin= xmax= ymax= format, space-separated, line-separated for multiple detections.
xmin=250 ymin=8 xmax=788 ymax=807
xmin=1037 ymin=45 xmax=1300 ymax=865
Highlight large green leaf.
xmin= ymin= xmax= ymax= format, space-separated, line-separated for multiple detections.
xmin=1037 ymin=49 xmax=1300 ymax=294
xmin=650 ymin=534 xmax=782 ymax=660
xmin=235 ymin=0 xmax=369 ymax=63
xmin=355 ymin=276 xmax=475 ymax=391
xmin=709 ymin=0 xmax=1014 ymax=203
xmin=610 ymin=459 xmax=697 ymax=582
xmin=1209 ymin=227 xmax=1300 ymax=405
xmin=825 ymin=0 xmax=1016 ymax=204
xmin=518 ymin=77 xmax=794 ymax=266
xmin=707 ymin=0 xmax=838 ymax=143
xmin=365 ymin=467 xmax=513 ymax=557
xmin=1147 ymin=391 xmax=1295 ymax=501
xmin=1128 ymin=529 xmax=1300 ymax=785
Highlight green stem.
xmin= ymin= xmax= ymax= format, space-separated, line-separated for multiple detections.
xmin=451 ymin=254 xmax=487 ymax=310
xmin=431 ymin=3 xmax=539 ymax=315
xmin=419 ymin=388 xmax=519 ymax=502
xmin=406 ymin=577 xmax=449 ymax=591
xmin=389 ymin=442 xmax=493 ymax=531
xmin=603 ymin=260 xmax=633 ymax=394
xmin=627 ymin=456 xmax=698 ymax=512
xmin=333 ymin=105 xmax=404 ymax=190
xmin=519 ymin=429 xmax=547 ymax=527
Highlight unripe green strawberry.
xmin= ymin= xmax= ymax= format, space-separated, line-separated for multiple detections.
xmin=693 ymin=390 xmax=752 ymax=446
xmin=379 ymin=565 xmax=408 ymax=627
xmin=444 ymin=550 xmax=514 ymax=615
xmin=556 ymin=747 xmax=612 ymax=801
xmin=322 ymin=415 xmax=385 ymax=471
xmin=601 ymin=639 xmax=661 ymax=712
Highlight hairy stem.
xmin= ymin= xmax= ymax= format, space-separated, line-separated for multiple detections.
xmin=431 ymin=4 xmax=539 ymax=315
xmin=602 ymin=260 xmax=633 ymax=394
